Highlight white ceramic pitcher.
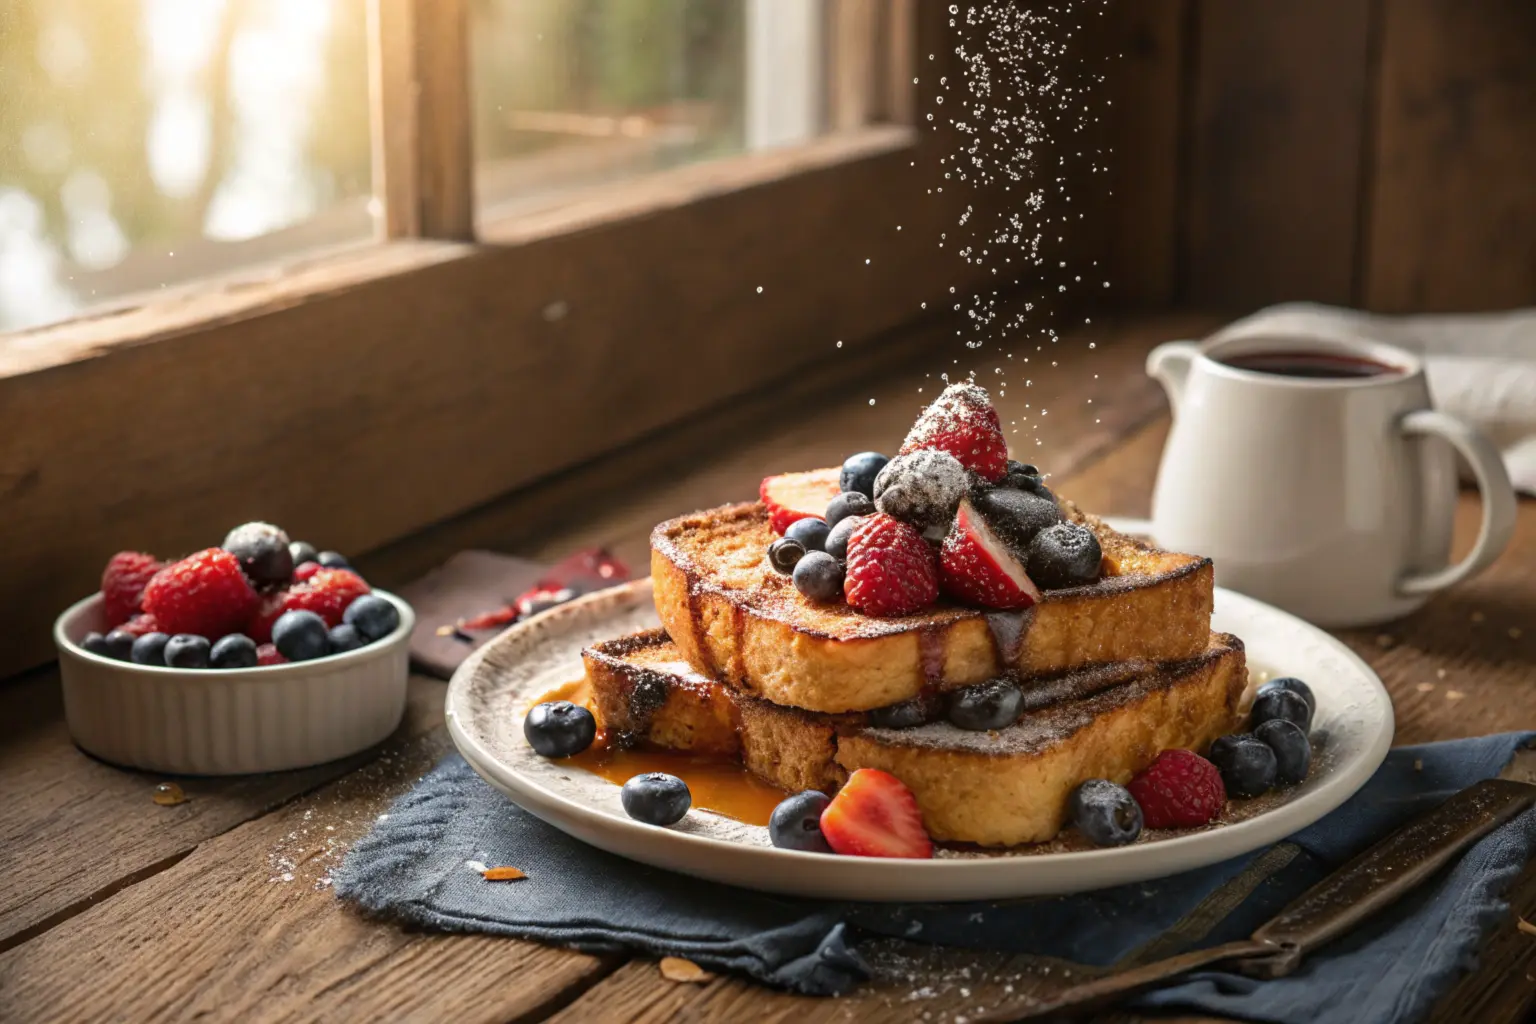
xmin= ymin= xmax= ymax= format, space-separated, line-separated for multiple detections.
xmin=1147 ymin=333 xmax=1516 ymax=627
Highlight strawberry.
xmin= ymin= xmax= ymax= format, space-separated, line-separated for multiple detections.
xmin=292 ymin=561 xmax=320 ymax=583
xmin=142 ymin=548 xmax=258 ymax=639
xmin=256 ymin=643 xmax=287 ymax=666
xmin=844 ymin=514 xmax=938 ymax=617
xmin=246 ymin=590 xmax=291 ymax=644
xmin=760 ymin=468 xmax=842 ymax=534
xmin=819 ymin=768 xmax=932 ymax=859
xmin=939 ymin=497 xmax=1042 ymax=609
xmin=899 ymin=381 xmax=1009 ymax=481
xmin=115 ymin=613 xmax=163 ymax=638
xmin=100 ymin=552 xmax=165 ymax=627
xmin=247 ymin=569 xmax=371 ymax=641
xmin=1127 ymin=749 xmax=1226 ymax=829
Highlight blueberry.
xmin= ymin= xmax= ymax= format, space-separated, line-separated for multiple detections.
xmin=825 ymin=491 xmax=875 ymax=528
xmin=328 ymin=623 xmax=365 ymax=653
xmin=210 ymin=633 xmax=258 ymax=669
xmin=973 ymin=488 xmax=1063 ymax=556
xmin=1251 ymin=687 xmax=1312 ymax=732
xmin=1256 ymin=719 xmax=1312 ymax=786
xmin=868 ymin=698 xmax=929 ymax=729
xmin=81 ymin=632 xmax=112 ymax=657
xmin=131 ymin=632 xmax=171 ymax=666
xmin=873 ymin=450 xmax=968 ymax=528
xmin=102 ymin=630 xmax=137 ymax=660
xmin=1008 ymin=460 xmax=1040 ymax=478
xmin=769 ymin=790 xmax=833 ymax=852
xmin=289 ymin=541 xmax=319 ymax=566
xmin=840 ymin=451 xmax=890 ymax=498
xmin=784 ymin=517 xmax=831 ymax=553
xmin=523 ymin=700 xmax=597 ymax=758
xmin=1259 ymin=677 xmax=1316 ymax=718
xmin=1026 ymin=522 xmax=1102 ymax=589
xmin=824 ymin=515 xmax=863 ymax=561
xmin=164 ymin=634 xmax=211 ymax=669
xmin=947 ymin=678 xmax=1023 ymax=731
xmin=768 ymin=537 xmax=806 ymax=575
xmin=272 ymin=610 xmax=330 ymax=662
xmin=792 ymin=551 xmax=845 ymax=602
xmin=1209 ymin=733 xmax=1278 ymax=798
xmin=317 ymin=550 xmax=350 ymax=570
xmin=620 ymin=772 xmax=691 ymax=826
xmin=222 ymin=522 xmax=294 ymax=586
xmin=1068 ymin=779 xmax=1144 ymax=847
xmin=343 ymin=593 xmax=401 ymax=641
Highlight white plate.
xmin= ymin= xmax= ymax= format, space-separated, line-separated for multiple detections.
xmin=446 ymin=579 xmax=1393 ymax=901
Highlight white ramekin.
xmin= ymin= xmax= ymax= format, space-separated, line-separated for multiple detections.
xmin=54 ymin=591 xmax=415 ymax=775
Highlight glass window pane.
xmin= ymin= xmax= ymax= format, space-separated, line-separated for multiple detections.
xmin=0 ymin=0 xmax=373 ymax=333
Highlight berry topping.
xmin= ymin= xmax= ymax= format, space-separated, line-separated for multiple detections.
xmin=824 ymin=515 xmax=865 ymax=561
xmin=1026 ymin=521 xmax=1103 ymax=590
xmin=784 ymin=516 xmax=832 ymax=553
xmin=256 ymin=643 xmax=286 ymax=666
xmin=1255 ymin=719 xmax=1312 ymax=785
xmin=328 ymin=623 xmax=365 ymax=653
xmin=844 ymin=513 xmax=939 ymax=617
xmin=946 ymin=677 xmax=1023 ymax=731
xmin=1068 ymin=779 xmax=1144 ymax=846
xmin=343 ymin=593 xmax=401 ymax=641
xmin=101 ymin=552 xmax=166 ymax=628
xmin=621 ymin=772 xmax=691 ymax=826
xmin=867 ymin=697 xmax=930 ymax=729
xmin=210 ymin=634 xmax=259 ymax=669
xmin=825 ymin=491 xmax=875 ymax=529
xmin=1127 ymin=749 xmax=1226 ymax=829
xmin=767 ymin=537 xmax=807 ymax=575
xmin=221 ymin=522 xmax=294 ymax=587
xmin=899 ymin=381 xmax=1009 ymax=481
xmin=1257 ymin=677 xmax=1316 ymax=719
xmin=285 ymin=568 xmax=373 ymax=628
xmin=289 ymin=541 xmax=318 ymax=566
xmin=318 ymin=551 xmax=351 ymax=570
xmin=524 ymin=700 xmax=598 ymax=758
xmin=939 ymin=497 xmax=1042 ymax=610
xmin=972 ymin=487 xmax=1063 ymax=556
xmin=272 ymin=609 xmax=330 ymax=662
xmin=839 ymin=452 xmax=890 ymax=497
xmin=80 ymin=632 xmax=111 ymax=657
xmin=1209 ymin=734 xmax=1279 ymax=798
xmin=115 ymin=613 xmax=164 ymax=638
xmin=769 ymin=791 xmax=833 ymax=852
xmin=1250 ymin=687 xmax=1312 ymax=731
xmin=819 ymin=768 xmax=932 ymax=859
xmin=164 ymin=634 xmax=211 ymax=669
xmin=82 ymin=630 xmax=134 ymax=660
xmin=872 ymin=449 xmax=968 ymax=528
xmin=792 ymin=551 xmax=845 ymax=602
xmin=760 ymin=468 xmax=842 ymax=534
xmin=129 ymin=632 xmax=170 ymax=665
xmin=142 ymin=548 xmax=259 ymax=639
xmin=293 ymin=562 xmax=321 ymax=583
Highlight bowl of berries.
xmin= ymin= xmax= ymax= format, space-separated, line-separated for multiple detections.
xmin=53 ymin=522 xmax=415 ymax=775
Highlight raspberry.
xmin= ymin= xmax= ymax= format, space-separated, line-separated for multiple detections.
xmin=115 ymin=613 xmax=163 ymax=638
xmin=1127 ymin=749 xmax=1226 ymax=829
xmin=100 ymin=552 xmax=165 ymax=627
xmin=246 ymin=590 xmax=291 ymax=644
xmin=256 ymin=643 xmax=287 ymax=666
xmin=899 ymin=381 xmax=1009 ymax=481
xmin=844 ymin=514 xmax=939 ymax=617
xmin=142 ymin=548 xmax=258 ymax=639
xmin=293 ymin=562 xmax=320 ymax=583
xmin=248 ymin=569 xmax=371 ymax=641
xmin=872 ymin=449 xmax=969 ymax=529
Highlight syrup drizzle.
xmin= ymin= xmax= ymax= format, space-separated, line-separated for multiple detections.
xmin=984 ymin=607 xmax=1033 ymax=665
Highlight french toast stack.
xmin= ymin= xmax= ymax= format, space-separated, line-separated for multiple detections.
xmin=572 ymin=383 xmax=1248 ymax=848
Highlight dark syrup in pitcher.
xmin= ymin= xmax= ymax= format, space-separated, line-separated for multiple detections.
xmin=1220 ymin=350 xmax=1402 ymax=379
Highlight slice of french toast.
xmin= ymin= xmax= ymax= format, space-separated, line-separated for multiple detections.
xmin=582 ymin=628 xmax=1247 ymax=846
xmin=651 ymin=495 xmax=1214 ymax=713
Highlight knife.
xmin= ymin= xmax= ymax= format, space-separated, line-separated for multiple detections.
xmin=975 ymin=778 xmax=1536 ymax=1021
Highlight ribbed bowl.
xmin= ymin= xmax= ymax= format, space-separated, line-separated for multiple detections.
xmin=54 ymin=590 xmax=414 ymax=775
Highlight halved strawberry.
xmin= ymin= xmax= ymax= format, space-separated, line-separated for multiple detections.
xmin=819 ymin=768 xmax=933 ymax=859
xmin=940 ymin=497 xmax=1042 ymax=609
xmin=760 ymin=468 xmax=842 ymax=534
xmin=899 ymin=381 xmax=1009 ymax=481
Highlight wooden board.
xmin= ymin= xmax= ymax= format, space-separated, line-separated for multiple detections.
xmin=1363 ymin=0 xmax=1536 ymax=312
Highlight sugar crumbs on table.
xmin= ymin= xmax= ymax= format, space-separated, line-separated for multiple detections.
xmin=660 ymin=957 xmax=715 ymax=984
xmin=1445 ymin=690 xmax=1466 ymax=701
xmin=1375 ymin=634 xmax=1395 ymax=649
xmin=152 ymin=782 xmax=187 ymax=806
xmin=1417 ymin=683 xmax=1435 ymax=693
xmin=1437 ymin=668 xmax=1447 ymax=679
xmin=481 ymin=866 xmax=526 ymax=881
xmin=1414 ymin=759 xmax=1424 ymax=771
xmin=1518 ymin=916 xmax=1536 ymax=937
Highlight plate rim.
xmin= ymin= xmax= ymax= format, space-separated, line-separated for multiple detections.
xmin=445 ymin=579 xmax=1394 ymax=900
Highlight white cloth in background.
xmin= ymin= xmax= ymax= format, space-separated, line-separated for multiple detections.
xmin=1208 ymin=303 xmax=1536 ymax=495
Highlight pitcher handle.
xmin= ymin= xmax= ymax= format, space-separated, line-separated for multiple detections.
xmin=1397 ymin=409 xmax=1517 ymax=596
xmin=1146 ymin=341 xmax=1200 ymax=417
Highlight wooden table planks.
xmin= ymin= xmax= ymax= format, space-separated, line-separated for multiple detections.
xmin=1 ymin=314 xmax=1532 ymax=1024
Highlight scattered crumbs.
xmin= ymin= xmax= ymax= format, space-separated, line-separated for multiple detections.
xmin=1472 ymin=611 xmax=1486 ymax=623
xmin=660 ymin=957 xmax=714 ymax=983
xmin=1446 ymin=690 xmax=1466 ymax=701
xmin=481 ymin=866 xmax=526 ymax=881
xmin=968 ymin=911 xmax=985 ymax=923
xmin=465 ymin=860 xmax=488 ymax=874
xmin=906 ymin=920 xmax=925 ymax=936
xmin=959 ymin=987 xmax=971 ymax=997
xmin=280 ymin=872 xmax=294 ymax=883
xmin=1436 ymin=668 xmax=1447 ymax=680
xmin=1518 ymin=917 xmax=1536 ymax=938
xmin=1511 ymin=627 xmax=1523 ymax=639
xmin=152 ymin=782 xmax=188 ymax=806
xmin=1414 ymin=759 xmax=1424 ymax=771
xmin=1375 ymin=634 xmax=1395 ymax=649
xmin=1417 ymin=683 xmax=1435 ymax=693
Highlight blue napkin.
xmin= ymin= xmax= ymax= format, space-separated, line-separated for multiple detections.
xmin=335 ymin=733 xmax=1535 ymax=1024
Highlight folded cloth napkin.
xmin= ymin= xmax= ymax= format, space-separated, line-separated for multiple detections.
xmin=335 ymin=733 xmax=1535 ymax=1024
xmin=1209 ymin=303 xmax=1536 ymax=495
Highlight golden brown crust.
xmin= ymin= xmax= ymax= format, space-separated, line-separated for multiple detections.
xmin=650 ymin=497 xmax=1214 ymax=713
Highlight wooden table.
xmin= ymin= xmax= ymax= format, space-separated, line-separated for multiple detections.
xmin=2 ymin=315 xmax=1533 ymax=1023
